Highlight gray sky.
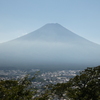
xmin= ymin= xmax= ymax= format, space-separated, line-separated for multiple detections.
xmin=0 ymin=0 xmax=100 ymax=44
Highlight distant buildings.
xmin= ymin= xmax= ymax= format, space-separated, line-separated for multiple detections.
xmin=0 ymin=69 xmax=80 ymax=89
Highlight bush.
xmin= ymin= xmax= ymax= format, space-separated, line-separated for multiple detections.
xmin=0 ymin=75 xmax=35 ymax=100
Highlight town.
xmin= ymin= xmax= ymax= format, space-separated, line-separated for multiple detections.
xmin=0 ymin=68 xmax=80 ymax=89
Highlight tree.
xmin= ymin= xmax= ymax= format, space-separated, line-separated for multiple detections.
xmin=0 ymin=75 xmax=35 ymax=100
xmin=1 ymin=66 xmax=100 ymax=100
xmin=51 ymin=66 xmax=100 ymax=100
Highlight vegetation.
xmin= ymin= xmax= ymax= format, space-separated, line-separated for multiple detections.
xmin=50 ymin=65 xmax=100 ymax=100
xmin=0 ymin=75 xmax=36 ymax=100
xmin=0 ymin=66 xmax=100 ymax=100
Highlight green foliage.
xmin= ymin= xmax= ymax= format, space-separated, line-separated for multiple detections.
xmin=34 ymin=93 xmax=49 ymax=100
xmin=51 ymin=66 xmax=100 ymax=100
xmin=67 ymin=66 xmax=100 ymax=100
xmin=0 ymin=75 xmax=35 ymax=100
xmin=0 ymin=66 xmax=100 ymax=100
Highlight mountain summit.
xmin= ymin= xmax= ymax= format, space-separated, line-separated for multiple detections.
xmin=16 ymin=23 xmax=77 ymax=42
xmin=0 ymin=23 xmax=100 ymax=69
xmin=15 ymin=23 xmax=94 ymax=44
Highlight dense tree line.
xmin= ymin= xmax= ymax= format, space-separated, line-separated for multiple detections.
xmin=0 ymin=66 xmax=100 ymax=100
xmin=50 ymin=66 xmax=100 ymax=100
xmin=0 ymin=75 xmax=36 ymax=100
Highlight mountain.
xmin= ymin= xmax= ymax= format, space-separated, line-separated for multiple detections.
xmin=0 ymin=23 xmax=100 ymax=70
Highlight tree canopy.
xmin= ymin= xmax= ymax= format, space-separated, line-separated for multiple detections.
xmin=0 ymin=66 xmax=100 ymax=100
xmin=51 ymin=66 xmax=100 ymax=100
xmin=0 ymin=75 xmax=35 ymax=100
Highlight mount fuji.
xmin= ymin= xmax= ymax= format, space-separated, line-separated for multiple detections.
xmin=0 ymin=23 xmax=100 ymax=70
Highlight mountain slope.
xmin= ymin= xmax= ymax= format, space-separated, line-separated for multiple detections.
xmin=12 ymin=23 xmax=97 ymax=44
xmin=0 ymin=23 xmax=100 ymax=69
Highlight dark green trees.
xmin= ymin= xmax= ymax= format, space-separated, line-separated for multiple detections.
xmin=0 ymin=75 xmax=35 ymax=100
xmin=0 ymin=66 xmax=100 ymax=100
xmin=68 ymin=66 xmax=100 ymax=100
xmin=52 ymin=66 xmax=100 ymax=100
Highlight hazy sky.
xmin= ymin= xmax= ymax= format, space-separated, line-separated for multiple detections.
xmin=0 ymin=0 xmax=100 ymax=44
